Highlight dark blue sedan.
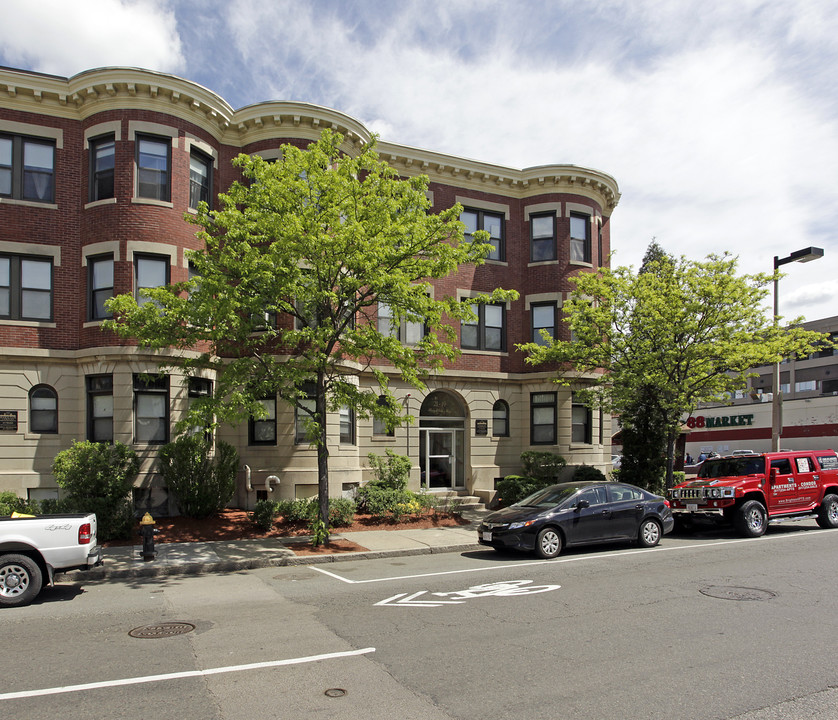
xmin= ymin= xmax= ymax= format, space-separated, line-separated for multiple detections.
xmin=477 ymin=481 xmax=674 ymax=558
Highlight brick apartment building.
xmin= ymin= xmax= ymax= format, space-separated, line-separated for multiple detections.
xmin=0 ymin=66 xmax=620 ymax=513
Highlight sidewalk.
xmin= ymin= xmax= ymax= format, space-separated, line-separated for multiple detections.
xmin=56 ymin=509 xmax=490 ymax=582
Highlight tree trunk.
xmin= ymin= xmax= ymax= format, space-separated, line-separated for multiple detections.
xmin=665 ymin=430 xmax=677 ymax=489
xmin=315 ymin=371 xmax=330 ymax=540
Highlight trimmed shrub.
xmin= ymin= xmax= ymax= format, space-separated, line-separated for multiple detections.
xmin=367 ymin=450 xmax=411 ymax=490
xmin=496 ymin=475 xmax=555 ymax=507
xmin=158 ymin=435 xmax=239 ymax=518
xmin=521 ymin=451 xmax=567 ymax=481
xmin=250 ymin=499 xmax=278 ymax=531
xmin=52 ymin=441 xmax=139 ymax=541
xmin=0 ymin=491 xmax=40 ymax=516
xmin=328 ymin=497 xmax=356 ymax=527
xmin=572 ymin=465 xmax=607 ymax=483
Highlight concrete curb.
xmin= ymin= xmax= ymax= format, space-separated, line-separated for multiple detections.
xmin=55 ymin=542 xmax=483 ymax=582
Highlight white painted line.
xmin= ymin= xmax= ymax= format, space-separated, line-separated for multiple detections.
xmin=310 ymin=527 xmax=833 ymax=585
xmin=0 ymin=647 xmax=376 ymax=701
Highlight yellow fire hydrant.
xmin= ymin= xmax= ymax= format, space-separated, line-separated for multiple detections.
xmin=138 ymin=512 xmax=159 ymax=561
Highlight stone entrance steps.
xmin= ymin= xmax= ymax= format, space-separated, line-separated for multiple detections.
xmin=427 ymin=490 xmax=486 ymax=512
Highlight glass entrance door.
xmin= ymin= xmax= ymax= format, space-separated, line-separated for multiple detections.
xmin=424 ymin=429 xmax=455 ymax=488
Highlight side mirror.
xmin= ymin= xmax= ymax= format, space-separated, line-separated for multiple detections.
xmin=769 ymin=467 xmax=777 ymax=485
xmin=575 ymin=499 xmax=590 ymax=510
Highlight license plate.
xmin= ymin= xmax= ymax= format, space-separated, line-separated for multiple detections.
xmin=482 ymin=532 xmax=492 ymax=542
xmin=687 ymin=503 xmax=698 ymax=512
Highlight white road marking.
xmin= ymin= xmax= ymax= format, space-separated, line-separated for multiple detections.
xmin=310 ymin=527 xmax=832 ymax=585
xmin=0 ymin=647 xmax=376 ymax=701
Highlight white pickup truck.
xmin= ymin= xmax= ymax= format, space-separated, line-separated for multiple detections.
xmin=0 ymin=512 xmax=102 ymax=607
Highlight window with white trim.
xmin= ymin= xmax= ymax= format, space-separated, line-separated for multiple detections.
xmin=189 ymin=149 xmax=212 ymax=209
xmin=0 ymin=133 xmax=55 ymax=203
xmin=136 ymin=134 xmax=170 ymax=201
xmin=86 ymin=375 xmax=113 ymax=443
xmin=570 ymin=213 xmax=591 ymax=263
xmin=88 ymin=254 xmax=113 ymax=320
xmin=462 ymin=303 xmax=505 ymax=352
xmin=531 ymin=392 xmax=557 ymax=445
xmin=133 ymin=374 xmax=169 ymax=444
xmin=0 ymin=254 xmax=53 ymax=321
xmin=530 ymin=213 xmax=556 ymax=262
xmin=531 ymin=302 xmax=557 ymax=345
xmin=249 ymin=396 xmax=277 ymax=445
xmin=29 ymin=385 xmax=57 ymax=434
xmin=134 ymin=254 xmax=169 ymax=306
xmin=89 ymin=134 xmax=115 ymax=201
xmin=462 ymin=208 xmax=504 ymax=261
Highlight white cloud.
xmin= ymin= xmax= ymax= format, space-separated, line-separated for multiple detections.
xmin=2 ymin=0 xmax=184 ymax=76
xmin=217 ymin=0 xmax=838 ymax=321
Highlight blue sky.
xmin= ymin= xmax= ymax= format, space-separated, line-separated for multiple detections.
xmin=3 ymin=0 xmax=837 ymax=322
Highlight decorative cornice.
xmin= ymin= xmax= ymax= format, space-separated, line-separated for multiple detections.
xmin=0 ymin=66 xmax=619 ymax=212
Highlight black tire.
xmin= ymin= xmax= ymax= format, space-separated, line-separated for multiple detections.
xmin=735 ymin=500 xmax=767 ymax=538
xmin=638 ymin=518 xmax=662 ymax=548
xmin=817 ymin=494 xmax=838 ymax=529
xmin=0 ymin=554 xmax=43 ymax=607
xmin=534 ymin=527 xmax=562 ymax=559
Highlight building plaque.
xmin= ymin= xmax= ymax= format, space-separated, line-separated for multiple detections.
xmin=0 ymin=411 xmax=18 ymax=431
xmin=475 ymin=419 xmax=488 ymax=436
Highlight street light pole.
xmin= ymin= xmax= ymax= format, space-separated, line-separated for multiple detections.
xmin=771 ymin=246 xmax=824 ymax=452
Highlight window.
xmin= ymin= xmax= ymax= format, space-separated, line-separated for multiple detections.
xmin=461 ymin=303 xmax=505 ymax=352
xmin=570 ymin=213 xmax=591 ymax=263
xmin=188 ymin=377 xmax=213 ymax=436
xmin=0 ymin=254 xmax=52 ymax=321
xmin=249 ymin=396 xmax=277 ymax=445
xmin=531 ymin=302 xmax=557 ymax=345
xmin=189 ymin=149 xmax=212 ymax=209
xmin=136 ymin=134 xmax=170 ymax=201
xmin=576 ymin=485 xmax=607 ymax=506
xmin=795 ymin=380 xmax=819 ymax=392
xmin=572 ymin=392 xmax=592 ymax=444
xmin=340 ymin=406 xmax=355 ymax=444
xmin=29 ymin=385 xmax=57 ymax=434
xmin=462 ymin=208 xmax=504 ymax=261
xmin=133 ymin=374 xmax=169 ymax=444
xmin=86 ymin=375 xmax=113 ymax=442
xmin=295 ymin=383 xmax=316 ymax=444
xmin=492 ymin=400 xmax=509 ymax=437
xmin=377 ymin=301 xmax=425 ymax=345
xmin=88 ymin=254 xmax=113 ymax=320
xmin=530 ymin=213 xmax=556 ymax=262
xmin=531 ymin=392 xmax=556 ymax=445
xmin=89 ymin=135 xmax=115 ymax=201
xmin=134 ymin=254 xmax=169 ymax=306
xmin=0 ymin=133 xmax=55 ymax=203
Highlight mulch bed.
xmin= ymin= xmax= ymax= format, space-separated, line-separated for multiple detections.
xmin=105 ymin=508 xmax=470 ymax=556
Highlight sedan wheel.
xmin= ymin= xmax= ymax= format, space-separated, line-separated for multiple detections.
xmin=534 ymin=528 xmax=562 ymax=559
xmin=638 ymin=519 xmax=661 ymax=548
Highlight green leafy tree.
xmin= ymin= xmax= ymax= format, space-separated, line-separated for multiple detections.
xmin=106 ymin=129 xmax=515 ymax=533
xmin=521 ymin=251 xmax=828 ymax=487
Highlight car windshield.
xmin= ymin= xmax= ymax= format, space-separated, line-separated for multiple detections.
xmin=698 ymin=457 xmax=765 ymax=479
xmin=514 ymin=485 xmax=582 ymax=509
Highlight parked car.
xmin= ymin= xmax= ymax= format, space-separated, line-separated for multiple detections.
xmin=1 ymin=512 xmax=101 ymax=607
xmin=477 ymin=481 xmax=674 ymax=559
xmin=611 ymin=455 xmax=622 ymax=469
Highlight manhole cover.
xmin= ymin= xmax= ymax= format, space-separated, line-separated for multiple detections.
xmin=129 ymin=621 xmax=196 ymax=638
xmin=699 ymin=586 xmax=777 ymax=601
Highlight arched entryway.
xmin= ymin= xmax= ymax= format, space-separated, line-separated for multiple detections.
xmin=419 ymin=390 xmax=466 ymax=489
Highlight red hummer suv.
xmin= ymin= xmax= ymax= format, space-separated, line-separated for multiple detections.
xmin=669 ymin=450 xmax=838 ymax=537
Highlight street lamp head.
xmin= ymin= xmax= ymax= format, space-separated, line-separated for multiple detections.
xmin=776 ymin=246 xmax=825 ymax=268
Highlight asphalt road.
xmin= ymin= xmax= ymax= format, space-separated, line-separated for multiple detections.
xmin=3 ymin=521 xmax=838 ymax=719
